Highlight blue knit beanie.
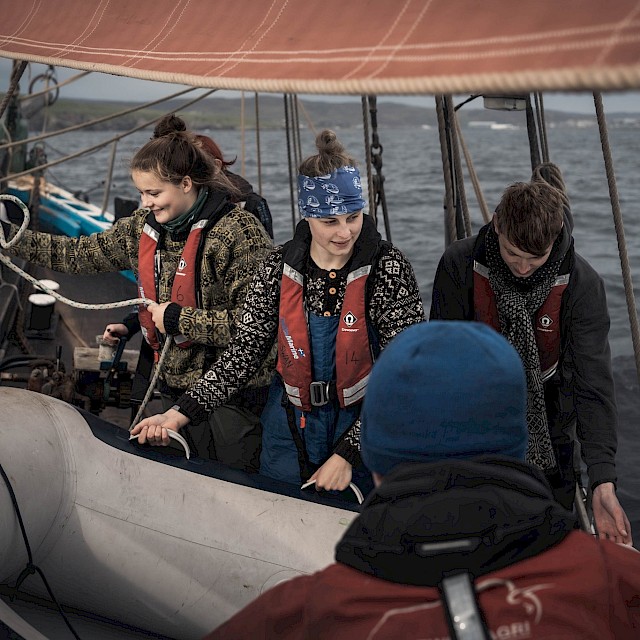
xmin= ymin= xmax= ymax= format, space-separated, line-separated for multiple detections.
xmin=360 ymin=321 xmax=528 ymax=475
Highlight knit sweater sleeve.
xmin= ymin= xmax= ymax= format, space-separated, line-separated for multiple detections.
xmin=176 ymin=250 xmax=281 ymax=424
xmin=2 ymin=213 xmax=140 ymax=273
xmin=332 ymin=245 xmax=425 ymax=465
xmin=333 ymin=417 xmax=362 ymax=467
xmin=368 ymin=244 xmax=426 ymax=348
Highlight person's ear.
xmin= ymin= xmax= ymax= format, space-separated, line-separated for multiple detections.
xmin=181 ymin=176 xmax=193 ymax=193
xmin=492 ymin=213 xmax=499 ymax=233
xmin=372 ymin=471 xmax=384 ymax=487
xmin=213 ymin=158 xmax=223 ymax=172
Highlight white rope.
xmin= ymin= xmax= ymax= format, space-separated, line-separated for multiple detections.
xmin=0 ymin=193 xmax=175 ymax=433
xmin=0 ymin=194 xmax=151 ymax=310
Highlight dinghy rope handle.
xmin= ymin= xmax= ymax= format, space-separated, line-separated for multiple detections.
xmin=300 ymin=478 xmax=364 ymax=505
xmin=0 ymin=194 xmax=190 ymax=457
xmin=128 ymin=373 xmax=192 ymax=460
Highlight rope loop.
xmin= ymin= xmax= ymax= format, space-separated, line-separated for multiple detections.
xmin=13 ymin=563 xmax=37 ymax=592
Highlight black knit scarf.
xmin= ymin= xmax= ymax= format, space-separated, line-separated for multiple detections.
xmin=485 ymin=227 xmax=562 ymax=471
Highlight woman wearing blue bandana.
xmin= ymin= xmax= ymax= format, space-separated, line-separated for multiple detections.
xmin=134 ymin=130 xmax=425 ymax=495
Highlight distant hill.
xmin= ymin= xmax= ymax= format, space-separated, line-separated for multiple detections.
xmin=17 ymin=93 xmax=633 ymax=133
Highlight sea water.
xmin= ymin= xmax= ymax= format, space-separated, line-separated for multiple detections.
xmin=37 ymin=120 xmax=640 ymax=538
xmin=41 ymin=123 xmax=640 ymax=355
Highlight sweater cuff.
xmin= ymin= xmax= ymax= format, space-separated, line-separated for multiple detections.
xmin=175 ymin=392 xmax=209 ymax=426
xmin=588 ymin=462 xmax=617 ymax=493
xmin=334 ymin=439 xmax=362 ymax=468
xmin=163 ymin=302 xmax=183 ymax=336
xmin=122 ymin=313 xmax=141 ymax=336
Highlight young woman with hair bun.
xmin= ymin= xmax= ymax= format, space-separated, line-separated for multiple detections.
xmin=134 ymin=129 xmax=425 ymax=496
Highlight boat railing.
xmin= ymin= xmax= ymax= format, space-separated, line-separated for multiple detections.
xmin=1 ymin=87 xmax=218 ymax=217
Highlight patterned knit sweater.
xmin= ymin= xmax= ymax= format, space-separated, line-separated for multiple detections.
xmin=177 ymin=243 xmax=426 ymax=463
xmin=4 ymin=200 xmax=274 ymax=391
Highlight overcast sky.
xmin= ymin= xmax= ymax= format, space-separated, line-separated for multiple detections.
xmin=2 ymin=60 xmax=639 ymax=114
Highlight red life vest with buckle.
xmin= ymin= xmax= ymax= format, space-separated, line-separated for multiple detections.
xmin=137 ymin=194 xmax=233 ymax=351
xmin=473 ymin=260 xmax=569 ymax=381
xmin=276 ymin=217 xmax=381 ymax=412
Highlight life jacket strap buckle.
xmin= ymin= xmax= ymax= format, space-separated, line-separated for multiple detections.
xmin=309 ymin=381 xmax=330 ymax=407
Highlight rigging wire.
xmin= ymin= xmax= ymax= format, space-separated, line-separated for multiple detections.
xmin=100 ymin=141 xmax=119 ymax=215
xmin=453 ymin=94 xmax=491 ymax=224
xmin=20 ymin=70 xmax=90 ymax=103
xmin=296 ymin=99 xmax=317 ymax=137
xmin=0 ymin=86 xmax=200 ymax=152
xmin=534 ymin=92 xmax=550 ymax=163
xmin=452 ymin=113 xmax=491 ymax=225
xmin=3 ymin=89 xmax=217 ymax=184
xmin=283 ymin=94 xmax=298 ymax=233
xmin=240 ymin=91 xmax=246 ymax=176
xmin=293 ymin=96 xmax=303 ymax=169
xmin=524 ymin=95 xmax=542 ymax=172
xmin=361 ymin=96 xmax=375 ymax=226
xmin=592 ymin=92 xmax=640 ymax=386
xmin=255 ymin=93 xmax=263 ymax=195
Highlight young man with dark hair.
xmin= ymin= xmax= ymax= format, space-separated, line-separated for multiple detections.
xmin=430 ymin=180 xmax=631 ymax=545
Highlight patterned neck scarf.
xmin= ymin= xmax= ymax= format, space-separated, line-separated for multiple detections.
xmin=485 ymin=226 xmax=563 ymax=471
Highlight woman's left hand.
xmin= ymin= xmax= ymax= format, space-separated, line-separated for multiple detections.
xmin=309 ymin=454 xmax=352 ymax=492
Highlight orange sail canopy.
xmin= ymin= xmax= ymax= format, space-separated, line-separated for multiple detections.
xmin=0 ymin=0 xmax=639 ymax=95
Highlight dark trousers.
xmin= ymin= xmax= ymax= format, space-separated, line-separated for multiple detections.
xmin=161 ymin=394 xmax=263 ymax=472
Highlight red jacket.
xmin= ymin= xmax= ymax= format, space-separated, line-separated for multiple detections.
xmin=204 ymin=531 xmax=640 ymax=639
xmin=205 ymin=458 xmax=640 ymax=640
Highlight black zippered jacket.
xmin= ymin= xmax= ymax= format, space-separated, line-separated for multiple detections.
xmin=429 ymin=222 xmax=618 ymax=491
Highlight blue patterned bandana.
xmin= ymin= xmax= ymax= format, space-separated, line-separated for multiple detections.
xmin=297 ymin=166 xmax=366 ymax=218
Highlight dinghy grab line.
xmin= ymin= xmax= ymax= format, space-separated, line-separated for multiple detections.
xmin=0 ymin=460 xmax=83 ymax=639
xmin=129 ymin=429 xmax=192 ymax=459
xmin=300 ymin=478 xmax=365 ymax=504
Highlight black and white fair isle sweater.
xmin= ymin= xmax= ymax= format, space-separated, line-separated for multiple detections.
xmin=177 ymin=243 xmax=426 ymax=465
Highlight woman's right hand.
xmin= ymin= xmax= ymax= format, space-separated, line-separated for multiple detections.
xmin=131 ymin=409 xmax=191 ymax=446
xmin=102 ymin=322 xmax=129 ymax=346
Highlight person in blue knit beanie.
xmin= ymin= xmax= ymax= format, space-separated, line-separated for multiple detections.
xmin=360 ymin=320 xmax=528 ymax=475
xmin=205 ymin=320 xmax=640 ymax=640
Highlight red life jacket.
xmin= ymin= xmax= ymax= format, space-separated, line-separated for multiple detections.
xmin=473 ymin=260 xmax=569 ymax=381
xmin=137 ymin=193 xmax=233 ymax=351
xmin=276 ymin=217 xmax=381 ymax=412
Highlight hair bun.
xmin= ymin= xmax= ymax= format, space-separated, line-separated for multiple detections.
xmin=153 ymin=114 xmax=187 ymax=139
